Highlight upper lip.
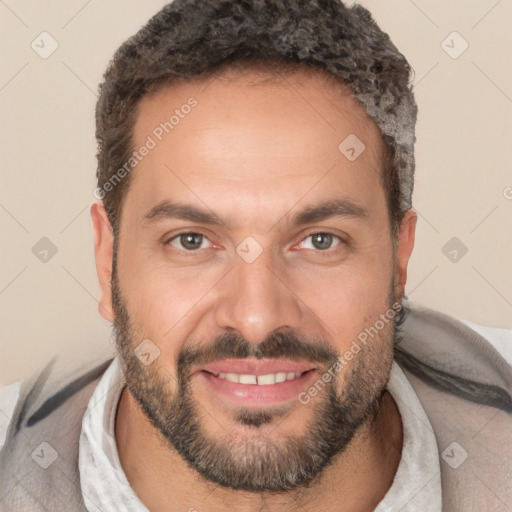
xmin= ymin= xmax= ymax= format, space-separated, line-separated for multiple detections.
xmin=196 ymin=358 xmax=316 ymax=376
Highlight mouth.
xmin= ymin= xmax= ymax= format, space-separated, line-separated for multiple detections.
xmin=194 ymin=358 xmax=319 ymax=407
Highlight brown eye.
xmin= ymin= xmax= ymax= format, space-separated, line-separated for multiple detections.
xmin=167 ymin=232 xmax=211 ymax=251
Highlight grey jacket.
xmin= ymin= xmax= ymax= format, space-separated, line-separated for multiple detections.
xmin=0 ymin=302 xmax=511 ymax=511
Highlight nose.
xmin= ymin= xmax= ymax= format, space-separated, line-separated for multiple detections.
xmin=213 ymin=245 xmax=303 ymax=344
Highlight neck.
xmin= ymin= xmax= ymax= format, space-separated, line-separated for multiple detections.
xmin=115 ymin=388 xmax=403 ymax=512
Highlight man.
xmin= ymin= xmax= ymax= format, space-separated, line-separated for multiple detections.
xmin=1 ymin=1 xmax=511 ymax=511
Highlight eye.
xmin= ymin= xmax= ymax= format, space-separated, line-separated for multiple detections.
xmin=166 ymin=232 xmax=213 ymax=251
xmin=298 ymin=232 xmax=342 ymax=252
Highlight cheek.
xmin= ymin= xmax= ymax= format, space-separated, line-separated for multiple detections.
xmin=118 ymin=248 xmax=223 ymax=346
xmin=288 ymin=251 xmax=394 ymax=345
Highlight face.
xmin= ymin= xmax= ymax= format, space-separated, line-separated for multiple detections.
xmin=92 ymin=68 xmax=416 ymax=492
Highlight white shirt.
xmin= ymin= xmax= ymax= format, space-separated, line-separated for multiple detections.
xmin=1 ymin=320 xmax=510 ymax=511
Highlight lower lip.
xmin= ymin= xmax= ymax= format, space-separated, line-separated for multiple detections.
xmin=197 ymin=370 xmax=318 ymax=407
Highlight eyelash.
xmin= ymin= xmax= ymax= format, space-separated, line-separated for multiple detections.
xmin=164 ymin=231 xmax=344 ymax=255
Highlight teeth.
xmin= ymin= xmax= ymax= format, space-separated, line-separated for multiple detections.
xmin=239 ymin=374 xmax=257 ymax=384
xmin=275 ymin=372 xmax=287 ymax=383
xmin=215 ymin=371 xmax=305 ymax=385
xmin=257 ymin=373 xmax=276 ymax=385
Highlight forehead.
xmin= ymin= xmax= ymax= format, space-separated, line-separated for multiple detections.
xmin=134 ymin=67 xmax=384 ymax=160
xmin=124 ymin=68 xmax=387 ymax=230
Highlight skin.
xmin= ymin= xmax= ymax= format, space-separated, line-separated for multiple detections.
xmin=91 ymin=68 xmax=417 ymax=511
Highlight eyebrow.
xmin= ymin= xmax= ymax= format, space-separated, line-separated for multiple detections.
xmin=142 ymin=198 xmax=369 ymax=230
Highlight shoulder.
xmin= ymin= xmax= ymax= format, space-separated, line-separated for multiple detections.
xmin=401 ymin=300 xmax=511 ymax=368
xmin=398 ymin=300 xmax=512 ymax=414
xmin=0 ymin=356 xmax=113 ymax=453
xmin=0 ymin=380 xmax=22 ymax=450
xmin=459 ymin=320 xmax=512 ymax=367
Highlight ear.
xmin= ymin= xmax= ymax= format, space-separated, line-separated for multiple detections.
xmin=91 ymin=201 xmax=115 ymax=322
xmin=394 ymin=209 xmax=417 ymax=299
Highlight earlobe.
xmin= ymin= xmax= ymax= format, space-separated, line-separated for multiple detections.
xmin=395 ymin=209 xmax=417 ymax=298
xmin=90 ymin=201 xmax=115 ymax=322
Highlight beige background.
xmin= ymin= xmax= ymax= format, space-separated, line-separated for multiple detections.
xmin=1 ymin=0 xmax=511 ymax=385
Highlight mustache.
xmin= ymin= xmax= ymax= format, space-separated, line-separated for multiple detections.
xmin=177 ymin=327 xmax=340 ymax=371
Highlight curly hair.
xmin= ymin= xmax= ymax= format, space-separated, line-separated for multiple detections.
xmin=95 ymin=0 xmax=418 ymax=236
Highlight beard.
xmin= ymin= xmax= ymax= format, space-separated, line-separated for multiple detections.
xmin=112 ymin=269 xmax=402 ymax=492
